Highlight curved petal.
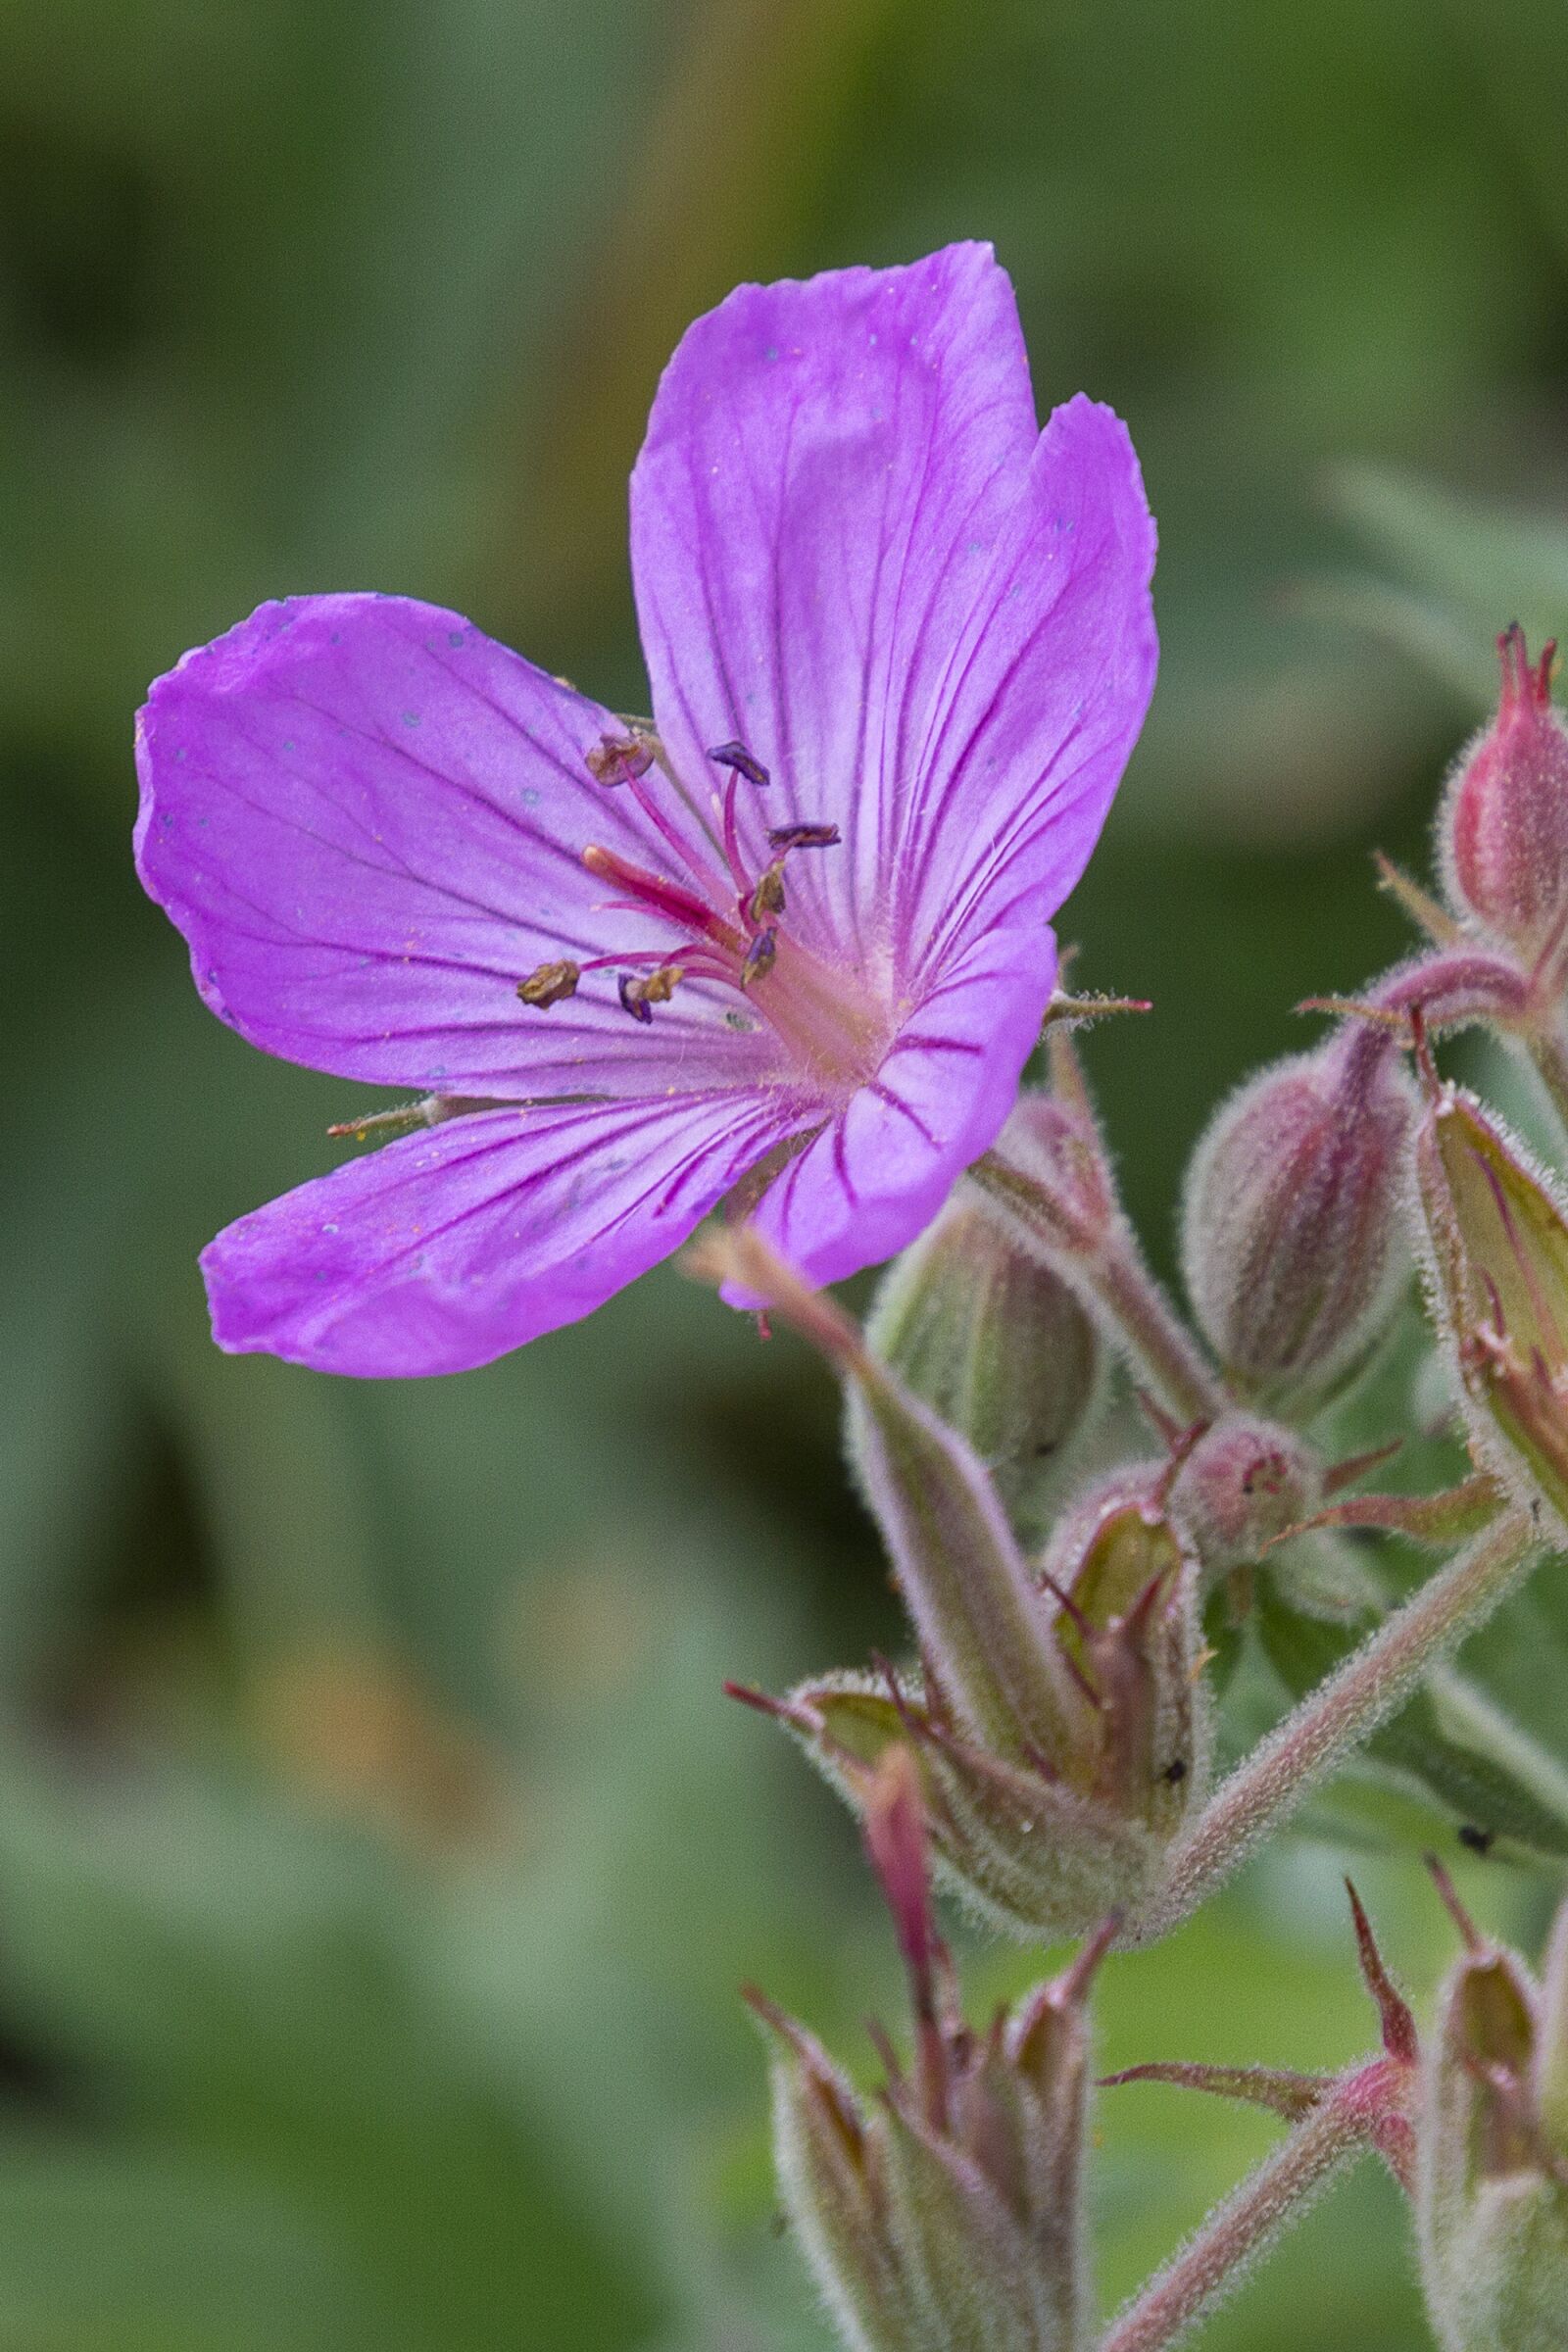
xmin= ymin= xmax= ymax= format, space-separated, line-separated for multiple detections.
xmin=135 ymin=594 xmax=779 ymax=1097
xmin=203 ymin=1090 xmax=807 ymax=1377
xmin=740 ymin=921 xmax=1056 ymax=1294
xmin=894 ymin=394 xmax=1157 ymax=982
xmin=629 ymin=244 xmax=1041 ymax=962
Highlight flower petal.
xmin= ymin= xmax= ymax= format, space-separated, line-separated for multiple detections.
xmin=629 ymin=244 xmax=1041 ymax=960
xmin=893 ymin=393 xmax=1157 ymax=981
xmin=135 ymin=594 xmax=778 ymax=1097
xmin=740 ymin=921 xmax=1056 ymax=1293
xmin=203 ymin=1092 xmax=808 ymax=1376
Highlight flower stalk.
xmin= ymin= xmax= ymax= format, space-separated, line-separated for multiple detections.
xmin=1098 ymin=2092 xmax=1374 ymax=2352
xmin=1135 ymin=1507 xmax=1540 ymax=1940
xmin=1101 ymin=1885 xmax=1419 ymax=2351
xmin=970 ymin=1149 xmax=1226 ymax=1426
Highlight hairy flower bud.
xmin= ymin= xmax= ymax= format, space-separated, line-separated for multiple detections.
xmin=1163 ymin=1414 xmax=1320 ymax=1581
xmin=1440 ymin=625 xmax=1568 ymax=962
xmin=1413 ymin=1075 xmax=1568 ymax=1532
xmin=751 ymin=1749 xmax=1109 ymax=2352
xmin=1418 ymin=1874 xmax=1568 ymax=2351
xmin=867 ymin=1191 xmax=1105 ymax=1547
xmin=1181 ymin=1026 xmax=1412 ymax=1412
xmin=758 ymin=1473 xmax=1212 ymax=1941
xmin=704 ymin=1228 xmax=1209 ymax=1939
xmin=1037 ymin=1477 xmax=1213 ymax=1842
xmin=979 ymin=1083 xmax=1119 ymax=1266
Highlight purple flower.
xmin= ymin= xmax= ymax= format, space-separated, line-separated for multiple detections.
xmin=134 ymin=244 xmax=1156 ymax=1376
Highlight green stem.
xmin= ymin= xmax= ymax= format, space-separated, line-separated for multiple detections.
xmin=1089 ymin=1235 xmax=1231 ymax=1425
xmin=969 ymin=1153 xmax=1227 ymax=1424
xmin=1134 ymin=1510 xmax=1539 ymax=1941
xmin=1098 ymin=2093 xmax=1369 ymax=2352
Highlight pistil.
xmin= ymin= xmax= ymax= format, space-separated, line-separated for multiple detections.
xmin=580 ymin=843 xmax=743 ymax=952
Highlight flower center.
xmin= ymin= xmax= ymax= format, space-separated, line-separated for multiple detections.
xmin=517 ymin=729 xmax=888 ymax=1096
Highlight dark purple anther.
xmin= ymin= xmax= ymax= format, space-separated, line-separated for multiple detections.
xmin=617 ymin=972 xmax=654 ymax=1024
xmin=708 ymin=740 xmax=770 ymax=788
xmin=741 ymin=927 xmax=777 ymax=988
xmin=767 ymin=821 xmax=842 ymax=851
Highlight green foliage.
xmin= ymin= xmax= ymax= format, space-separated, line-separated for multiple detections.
xmin=1316 ymin=466 xmax=1568 ymax=710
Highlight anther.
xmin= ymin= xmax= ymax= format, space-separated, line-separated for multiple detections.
xmin=767 ymin=821 xmax=841 ymax=851
xmin=517 ymin=958 xmax=580 ymax=1007
xmin=708 ymin=740 xmax=770 ymax=787
xmin=585 ymin=732 xmax=656 ymax=786
xmin=741 ymin=927 xmax=777 ymax=988
xmin=748 ymin=861 xmax=787 ymax=923
xmin=618 ymin=963 xmax=684 ymax=1023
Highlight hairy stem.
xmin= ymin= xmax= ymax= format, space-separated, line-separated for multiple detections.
xmin=1089 ymin=1236 xmax=1230 ymax=1424
xmin=969 ymin=1153 xmax=1226 ymax=1423
xmin=1134 ymin=1509 xmax=1539 ymax=1939
xmin=1099 ymin=2092 xmax=1369 ymax=2352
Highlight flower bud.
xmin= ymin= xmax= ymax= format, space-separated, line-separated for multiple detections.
xmin=755 ymin=1476 xmax=1212 ymax=1941
xmin=1440 ymin=625 xmax=1568 ymax=962
xmin=751 ymin=1748 xmax=1110 ymax=2352
xmin=866 ymin=1190 xmax=1105 ymax=1547
xmin=1413 ymin=1077 xmax=1568 ymax=1532
xmin=1038 ymin=1476 xmax=1213 ymax=1840
xmin=702 ymin=1228 xmax=1209 ymax=1940
xmin=1417 ymin=1873 xmax=1568 ymax=2351
xmin=1180 ymin=1026 xmax=1412 ymax=1412
xmin=1163 ymin=1414 xmax=1320 ymax=1581
xmin=977 ymin=1081 xmax=1119 ymax=1266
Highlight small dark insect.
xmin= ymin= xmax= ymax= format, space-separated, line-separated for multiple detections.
xmin=1458 ymin=1824 xmax=1495 ymax=1856
xmin=1162 ymin=1758 xmax=1189 ymax=1786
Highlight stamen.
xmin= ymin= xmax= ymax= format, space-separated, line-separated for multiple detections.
xmin=585 ymin=732 xmax=656 ymax=786
xmin=767 ymin=821 xmax=841 ymax=851
xmin=517 ymin=958 xmax=580 ymax=1007
xmin=741 ymin=927 xmax=777 ymax=988
xmin=618 ymin=963 xmax=684 ymax=1024
xmin=582 ymin=844 xmax=739 ymax=948
xmin=708 ymin=740 xmax=770 ymax=788
xmin=326 ymin=1096 xmax=497 ymax=1142
xmin=717 ymin=770 xmax=752 ymax=898
xmin=748 ymin=861 xmax=787 ymax=923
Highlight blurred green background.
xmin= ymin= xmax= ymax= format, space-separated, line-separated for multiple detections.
xmin=5 ymin=1 xmax=1568 ymax=2343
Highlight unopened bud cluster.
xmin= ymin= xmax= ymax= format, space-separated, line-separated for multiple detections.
xmin=711 ymin=1221 xmax=1212 ymax=1939
xmin=755 ymin=1748 xmax=1106 ymax=2352
xmin=703 ymin=623 xmax=1568 ymax=2352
